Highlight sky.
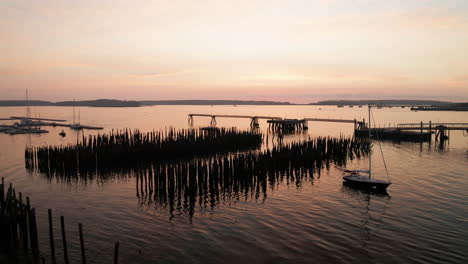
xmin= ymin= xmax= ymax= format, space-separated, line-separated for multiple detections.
xmin=1 ymin=0 xmax=468 ymax=103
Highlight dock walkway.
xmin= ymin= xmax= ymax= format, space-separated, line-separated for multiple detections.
xmin=188 ymin=113 xmax=365 ymax=130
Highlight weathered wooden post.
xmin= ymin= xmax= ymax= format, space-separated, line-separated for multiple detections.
xmin=48 ymin=209 xmax=57 ymax=264
xmin=114 ymin=241 xmax=120 ymax=264
xmin=79 ymin=223 xmax=87 ymax=264
xmin=0 ymin=177 xmax=4 ymax=207
xmin=60 ymin=216 xmax=70 ymax=264
xmin=31 ymin=208 xmax=39 ymax=257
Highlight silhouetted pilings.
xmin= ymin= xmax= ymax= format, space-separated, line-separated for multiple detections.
xmin=135 ymin=136 xmax=370 ymax=217
xmin=0 ymin=178 xmax=39 ymax=262
xmin=267 ymin=119 xmax=308 ymax=133
xmin=1 ymin=179 xmax=119 ymax=263
xmin=37 ymin=136 xmax=370 ymax=217
xmin=25 ymin=128 xmax=262 ymax=174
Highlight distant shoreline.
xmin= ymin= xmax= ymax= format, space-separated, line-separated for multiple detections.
xmin=0 ymin=99 xmax=291 ymax=107
xmin=0 ymin=99 xmax=466 ymax=108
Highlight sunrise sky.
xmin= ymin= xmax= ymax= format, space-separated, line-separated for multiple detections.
xmin=1 ymin=0 xmax=467 ymax=103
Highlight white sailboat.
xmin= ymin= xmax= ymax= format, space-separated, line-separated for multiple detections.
xmin=70 ymin=100 xmax=83 ymax=130
xmin=341 ymin=104 xmax=391 ymax=191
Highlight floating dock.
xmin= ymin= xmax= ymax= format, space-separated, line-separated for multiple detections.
xmin=355 ymin=122 xmax=468 ymax=141
xmin=355 ymin=128 xmax=431 ymax=141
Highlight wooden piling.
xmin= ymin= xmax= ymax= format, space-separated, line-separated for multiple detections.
xmin=114 ymin=241 xmax=120 ymax=264
xmin=79 ymin=223 xmax=87 ymax=264
xmin=48 ymin=209 xmax=57 ymax=264
xmin=60 ymin=216 xmax=70 ymax=264
xmin=31 ymin=208 xmax=39 ymax=257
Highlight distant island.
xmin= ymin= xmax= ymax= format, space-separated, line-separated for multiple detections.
xmin=139 ymin=100 xmax=291 ymax=106
xmin=310 ymin=100 xmax=453 ymax=106
xmin=1 ymin=99 xmax=467 ymax=110
xmin=0 ymin=99 xmax=139 ymax=107
xmin=0 ymin=99 xmax=291 ymax=107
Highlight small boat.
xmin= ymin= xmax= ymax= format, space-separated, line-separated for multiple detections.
xmin=342 ymin=170 xmax=391 ymax=191
xmin=341 ymin=104 xmax=391 ymax=191
xmin=5 ymin=127 xmax=49 ymax=135
xmin=70 ymin=101 xmax=83 ymax=130
xmin=59 ymin=130 xmax=66 ymax=137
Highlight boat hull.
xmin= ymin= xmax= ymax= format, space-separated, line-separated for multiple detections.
xmin=343 ymin=175 xmax=391 ymax=191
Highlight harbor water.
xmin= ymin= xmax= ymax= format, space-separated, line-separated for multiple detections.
xmin=0 ymin=105 xmax=467 ymax=263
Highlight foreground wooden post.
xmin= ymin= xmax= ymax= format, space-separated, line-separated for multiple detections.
xmin=0 ymin=177 xmax=4 ymax=206
xmin=48 ymin=209 xmax=56 ymax=264
xmin=79 ymin=223 xmax=87 ymax=264
xmin=60 ymin=216 xmax=70 ymax=264
xmin=114 ymin=241 xmax=120 ymax=264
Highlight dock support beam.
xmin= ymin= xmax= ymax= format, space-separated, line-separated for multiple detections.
xmin=210 ymin=116 xmax=217 ymax=127
xmin=188 ymin=115 xmax=193 ymax=127
xmin=250 ymin=117 xmax=259 ymax=130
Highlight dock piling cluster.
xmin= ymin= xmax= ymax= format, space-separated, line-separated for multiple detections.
xmin=134 ymin=136 xmax=370 ymax=217
xmin=0 ymin=178 xmax=120 ymax=263
xmin=0 ymin=178 xmax=39 ymax=262
xmin=25 ymin=127 xmax=262 ymax=174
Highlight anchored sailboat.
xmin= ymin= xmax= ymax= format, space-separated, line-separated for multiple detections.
xmin=341 ymin=104 xmax=392 ymax=191
xmin=70 ymin=100 xmax=83 ymax=130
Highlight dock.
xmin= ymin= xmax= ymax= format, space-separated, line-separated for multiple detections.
xmin=355 ymin=128 xmax=431 ymax=141
xmin=355 ymin=122 xmax=468 ymax=141
xmin=0 ymin=116 xmax=104 ymax=135
xmin=188 ymin=113 xmax=467 ymax=142
xmin=10 ymin=116 xmax=67 ymax=122
xmin=188 ymin=113 xmax=365 ymax=131
xmin=188 ymin=114 xmax=282 ymax=129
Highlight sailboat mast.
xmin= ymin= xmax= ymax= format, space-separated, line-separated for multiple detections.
xmin=73 ymin=99 xmax=76 ymax=124
xmin=368 ymin=104 xmax=372 ymax=178
xmin=25 ymin=89 xmax=31 ymax=119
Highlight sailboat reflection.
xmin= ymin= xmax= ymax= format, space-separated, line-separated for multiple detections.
xmin=341 ymin=184 xmax=391 ymax=250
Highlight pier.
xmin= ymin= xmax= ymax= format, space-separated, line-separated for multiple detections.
xmin=188 ymin=114 xmax=365 ymax=132
xmin=188 ymin=114 xmax=282 ymax=130
xmin=188 ymin=113 xmax=467 ymax=142
xmin=10 ymin=116 xmax=67 ymax=122
xmin=355 ymin=122 xmax=468 ymax=141
xmin=0 ymin=116 xmax=104 ymax=135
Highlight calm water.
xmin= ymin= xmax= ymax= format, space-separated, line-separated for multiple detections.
xmin=0 ymin=105 xmax=467 ymax=264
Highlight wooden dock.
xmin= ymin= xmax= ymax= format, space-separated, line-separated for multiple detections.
xmin=188 ymin=114 xmax=365 ymax=131
xmin=10 ymin=116 xmax=67 ymax=122
xmin=355 ymin=122 xmax=468 ymax=141
xmin=188 ymin=114 xmax=282 ymax=129
xmin=188 ymin=113 xmax=467 ymax=141
xmin=355 ymin=128 xmax=432 ymax=141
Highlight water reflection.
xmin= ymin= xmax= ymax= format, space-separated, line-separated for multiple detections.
xmin=30 ymin=135 xmax=371 ymax=218
xmin=134 ymin=159 xmax=315 ymax=218
xmin=341 ymin=184 xmax=391 ymax=251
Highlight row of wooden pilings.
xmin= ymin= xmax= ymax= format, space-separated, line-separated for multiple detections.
xmin=23 ymin=135 xmax=371 ymax=218
xmin=24 ymin=127 xmax=262 ymax=174
xmin=134 ymin=135 xmax=371 ymax=217
xmin=0 ymin=178 xmax=120 ymax=264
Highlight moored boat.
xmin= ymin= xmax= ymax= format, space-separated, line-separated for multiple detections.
xmin=341 ymin=104 xmax=391 ymax=191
